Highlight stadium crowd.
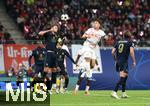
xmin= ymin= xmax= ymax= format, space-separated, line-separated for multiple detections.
xmin=0 ymin=22 xmax=15 ymax=44
xmin=4 ymin=0 xmax=150 ymax=46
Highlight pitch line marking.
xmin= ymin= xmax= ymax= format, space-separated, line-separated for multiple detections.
xmin=142 ymin=97 xmax=150 ymax=100
xmin=51 ymin=103 xmax=150 ymax=106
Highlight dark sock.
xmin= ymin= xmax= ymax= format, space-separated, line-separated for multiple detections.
xmin=125 ymin=76 xmax=128 ymax=82
xmin=16 ymin=81 xmax=20 ymax=87
xmin=114 ymin=77 xmax=124 ymax=92
xmin=64 ymin=77 xmax=69 ymax=89
xmin=31 ymin=79 xmax=37 ymax=88
xmin=43 ymin=72 xmax=47 ymax=78
xmin=46 ymin=80 xmax=52 ymax=91
xmin=52 ymin=72 xmax=57 ymax=84
xmin=86 ymin=79 xmax=90 ymax=86
xmin=16 ymin=81 xmax=22 ymax=87
xmin=122 ymin=76 xmax=128 ymax=92
xmin=77 ymin=77 xmax=83 ymax=85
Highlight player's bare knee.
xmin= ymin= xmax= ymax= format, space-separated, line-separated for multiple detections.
xmin=44 ymin=67 xmax=49 ymax=72
xmin=120 ymin=71 xmax=126 ymax=77
xmin=45 ymin=75 xmax=51 ymax=81
xmin=90 ymin=59 xmax=95 ymax=69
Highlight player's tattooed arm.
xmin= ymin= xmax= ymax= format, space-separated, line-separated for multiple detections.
xmin=65 ymin=50 xmax=76 ymax=64
xmin=75 ymin=54 xmax=81 ymax=65
xmin=111 ymin=47 xmax=117 ymax=61
xmin=130 ymin=47 xmax=136 ymax=67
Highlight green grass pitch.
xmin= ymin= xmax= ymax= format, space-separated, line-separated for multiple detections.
xmin=50 ymin=90 xmax=150 ymax=106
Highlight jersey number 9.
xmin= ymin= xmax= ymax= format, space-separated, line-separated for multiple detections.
xmin=118 ymin=44 xmax=124 ymax=53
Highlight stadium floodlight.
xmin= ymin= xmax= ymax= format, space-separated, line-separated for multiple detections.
xmin=117 ymin=1 xmax=123 ymax=6
xmin=92 ymin=9 xmax=97 ymax=14
xmin=140 ymin=31 xmax=144 ymax=36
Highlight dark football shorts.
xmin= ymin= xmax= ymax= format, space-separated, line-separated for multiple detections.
xmin=116 ymin=62 xmax=128 ymax=73
xmin=44 ymin=51 xmax=57 ymax=68
xmin=58 ymin=64 xmax=67 ymax=76
xmin=35 ymin=64 xmax=44 ymax=74
xmin=51 ymin=72 xmax=58 ymax=83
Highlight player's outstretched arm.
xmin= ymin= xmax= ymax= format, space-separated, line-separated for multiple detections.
xmin=64 ymin=49 xmax=76 ymax=64
xmin=75 ymin=54 xmax=81 ymax=65
xmin=82 ymin=33 xmax=94 ymax=39
xmin=130 ymin=47 xmax=136 ymax=67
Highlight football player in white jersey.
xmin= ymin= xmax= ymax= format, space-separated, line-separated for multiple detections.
xmin=74 ymin=51 xmax=93 ymax=95
xmin=75 ymin=19 xmax=108 ymax=71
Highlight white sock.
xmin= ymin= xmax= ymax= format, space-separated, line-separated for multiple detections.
xmin=113 ymin=91 xmax=117 ymax=95
xmin=75 ymin=85 xmax=79 ymax=91
xmin=52 ymin=84 xmax=56 ymax=89
xmin=60 ymin=78 xmax=65 ymax=89
xmin=85 ymin=86 xmax=90 ymax=92
xmin=48 ymin=90 xmax=52 ymax=92
xmin=122 ymin=92 xmax=126 ymax=95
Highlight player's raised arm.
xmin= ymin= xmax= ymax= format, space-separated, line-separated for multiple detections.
xmin=39 ymin=25 xmax=59 ymax=36
xmin=130 ymin=46 xmax=136 ymax=67
xmin=38 ymin=30 xmax=51 ymax=36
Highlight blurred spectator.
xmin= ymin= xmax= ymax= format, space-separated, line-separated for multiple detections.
xmin=4 ymin=0 xmax=150 ymax=46
xmin=105 ymin=33 xmax=115 ymax=46
xmin=0 ymin=22 xmax=15 ymax=44
xmin=7 ymin=66 xmax=15 ymax=77
xmin=3 ymin=32 xmax=16 ymax=44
